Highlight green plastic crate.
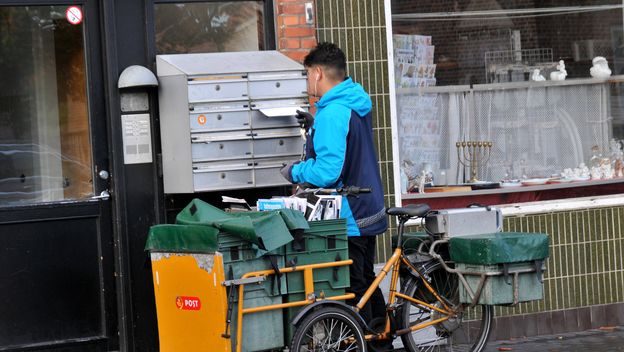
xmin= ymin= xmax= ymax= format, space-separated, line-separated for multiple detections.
xmin=230 ymin=295 xmax=284 ymax=352
xmin=283 ymin=219 xmax=350 ymax=343
xmin=285 ymin=219 xmax=349 ymax=295
xmin=457 ymin=262 xmax=545 ymax=305
xmin=219 ymin=232 xmax=286 ymax=351
xmin=219 ymin=232 xmax=287 ymax=300
xmin=283 ymin=286 xmax=346 ymax=344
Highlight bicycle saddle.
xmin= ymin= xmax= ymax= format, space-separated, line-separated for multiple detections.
xmin=386 ymin=204 xmax=431 ymax=218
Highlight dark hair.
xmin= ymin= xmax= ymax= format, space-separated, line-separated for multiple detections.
xmin=303 ymin=42 xmax=346 ymax=81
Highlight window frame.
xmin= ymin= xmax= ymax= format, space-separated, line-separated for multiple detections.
xmin=385 ymin=1 xmax=624 ymax=217
xmin=147 ymin=0 xmax=275 ymax=59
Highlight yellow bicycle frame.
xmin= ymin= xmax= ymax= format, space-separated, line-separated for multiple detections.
xmin=354 ymin=246 xmax=454 ymax=341
xmin=232 ymin=246 xmax=458 ymax=350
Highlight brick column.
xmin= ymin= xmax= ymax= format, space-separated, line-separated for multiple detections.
xmin=275 ymin=0 xmax=317 ymax=63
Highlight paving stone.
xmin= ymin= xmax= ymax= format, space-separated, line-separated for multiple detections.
xmin=484 ymin=326 xmax=624 ymax=352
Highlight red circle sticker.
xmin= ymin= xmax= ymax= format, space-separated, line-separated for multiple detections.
xmin=197 ymin=115 xmax=207 ymax=125
xmin=66 ymin=6 xmax=83 ymax=25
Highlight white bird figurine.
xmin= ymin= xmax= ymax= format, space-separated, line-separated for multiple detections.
xmin=590 ymin=56 xmax=612 ymax=79
xmin=531 ymin=69 xmax=546 ymax=81
xmin=550 ymin=60 xmax=567 ymax=81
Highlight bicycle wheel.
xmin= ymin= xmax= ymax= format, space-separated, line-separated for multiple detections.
xmin=398 ymin=261 xmax=493 ymax=352
xmin=291 ymin=306 xmax=367 ymax=352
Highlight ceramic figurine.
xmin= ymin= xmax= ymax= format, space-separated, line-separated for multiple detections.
xmin=590 ymin=166 xmax=602 ymax=179
xmin=400 ymin=167 xmax=408 ymax=193
xmin=615 ymin=159 xmax=624 ymax=178
xmin=568 ymin=163 xmax=590 ymax=180
xmin=403 ymin=160 xmax=419 ymax=192
xmin=531 ymin=69 xmax=546 ymax=81
xmin=590 ymin=56 xmax=612 ymax=79
xmin=589 ymin=145 xmax=602 ymax=169
xmin=579 ymin=163 xmax=590 ymax=179
xmin=416 ymin=170 xmax=427 ymax=194
xmin=610 ymin=139 xmax=624 ymax=177
xmin=550 ymin=60 xmax=567 ymax=81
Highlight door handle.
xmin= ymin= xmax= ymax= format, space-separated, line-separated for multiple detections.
xmin=91 ymin=190 xmax=111 ymax=200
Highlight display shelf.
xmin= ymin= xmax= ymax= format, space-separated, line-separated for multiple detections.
xmin=402 ymin=178 xmax=624 ymax=199
xmin=401 ymin=178 xmax=624 ymax=212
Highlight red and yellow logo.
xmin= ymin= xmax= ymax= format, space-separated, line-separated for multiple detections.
xmin=197 ymin=114 xmax=207 ymax=125
xmin=175 ymin=296 xmax=201 ymax=311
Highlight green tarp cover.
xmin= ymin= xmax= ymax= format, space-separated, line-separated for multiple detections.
xmin=176 ymin=199 xmax=308 ymax=256
xmin=145 ymin=224 xmax=218 ymax=253
xmin=449 ymin=232 xmax=550 ymax=265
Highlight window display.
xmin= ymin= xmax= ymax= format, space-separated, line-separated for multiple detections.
xmin=390 ymin=1 xmax=624 ymax=200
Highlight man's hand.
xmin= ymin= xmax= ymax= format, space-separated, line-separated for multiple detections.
xmin=296 ymin=110 xmax=314 ymax=132
xmin=280 ymin=160 xmax=300 ymax=183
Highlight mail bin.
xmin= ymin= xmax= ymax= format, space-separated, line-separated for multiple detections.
xmin=173 ymin=199 xmax=308 ymax=352
xmin=450 ymin=232 xmax=550 ymax=305
xmin=145 ymin=224 xmax=230 ymax=352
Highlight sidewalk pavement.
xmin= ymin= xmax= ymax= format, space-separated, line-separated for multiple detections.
xmin=484 ymin=326 xmax=624 ymax=351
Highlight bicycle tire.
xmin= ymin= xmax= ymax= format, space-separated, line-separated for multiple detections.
xmin=290 ymin=306 xmax=367 ymax=352
xmin=398 ymin=261 xmax=493 ymax=352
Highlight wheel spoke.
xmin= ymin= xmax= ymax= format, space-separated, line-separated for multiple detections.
xmin=323 ymin=319 xmax=335 ymax=347
xmin=343 ymin=341 xmax=359 ymax=352
xmin=292 ymin=309 xmax=365 ymax=352
xmin=398 ymin=262 xmax=493 ymax=352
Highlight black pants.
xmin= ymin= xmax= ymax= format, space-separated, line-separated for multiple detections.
xmin=347 ymin=236 xmax=386 ymax=324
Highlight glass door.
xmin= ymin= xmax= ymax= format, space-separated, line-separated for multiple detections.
xmin=0 ymin=3 xmax=117 ymax=350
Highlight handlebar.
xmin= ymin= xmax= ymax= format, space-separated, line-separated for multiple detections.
xmin=301 ymin=186 xmax=372 ymax=196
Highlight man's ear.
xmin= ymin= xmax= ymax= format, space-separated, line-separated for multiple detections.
xmin=315 ymin=67 xmax=322 ymax=81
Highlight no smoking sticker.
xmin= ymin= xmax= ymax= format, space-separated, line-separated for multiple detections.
xmin=66 ymin=6 xmax=83 ymax=25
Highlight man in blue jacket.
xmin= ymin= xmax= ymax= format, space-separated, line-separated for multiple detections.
xmin=280 ymin=42 xmax=389 ymax=329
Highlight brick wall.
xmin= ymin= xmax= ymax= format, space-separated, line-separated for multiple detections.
xmin=275 ymin=0 xmax=318 ymax=62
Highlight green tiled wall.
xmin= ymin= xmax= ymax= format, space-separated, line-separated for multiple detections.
xmin=404 ymin=206 xmax=624 ymax=319
xmin=315 ymin=0 xmax=396 ymax=261
xmin=497 ymin=207 xmax=624 ymax=317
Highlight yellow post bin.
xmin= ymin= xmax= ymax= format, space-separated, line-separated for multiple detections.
xmin=146 ymin=224 xmax=230 ymax=352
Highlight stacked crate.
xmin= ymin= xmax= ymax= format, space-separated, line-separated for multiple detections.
xmin=282 ymin=219 xmax=350 ymax=343
xmin=219 ymin=232 xmax=286 ymax=352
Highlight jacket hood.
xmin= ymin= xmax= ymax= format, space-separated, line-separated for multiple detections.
xmin=316 ymin=77 xmax=371 ymax=117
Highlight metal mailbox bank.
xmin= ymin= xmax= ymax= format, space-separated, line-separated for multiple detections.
xmin=156 ymin=51 xmax=307 ymax=193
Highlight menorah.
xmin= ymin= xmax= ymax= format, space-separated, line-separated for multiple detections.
xmin=456 ymin=140 xmax=493 ymax=183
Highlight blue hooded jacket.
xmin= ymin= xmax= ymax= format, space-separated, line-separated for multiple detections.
xmin=291 ymin=78 xmax=388 ymax=236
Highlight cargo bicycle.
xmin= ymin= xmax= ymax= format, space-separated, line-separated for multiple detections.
xmin=231 ymin=188 xmax=501 ymax=352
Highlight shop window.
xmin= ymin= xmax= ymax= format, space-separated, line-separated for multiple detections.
xmin=390 ymin=1 xmax=624 ymax=199
xmin=154 ymin=1 xmax=268 ymax=54
xmin=0 ymin=6 xmax=93 ymax=206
